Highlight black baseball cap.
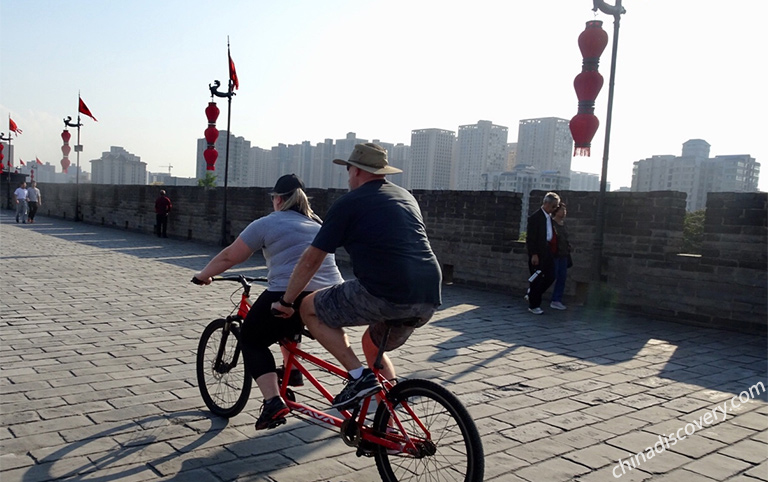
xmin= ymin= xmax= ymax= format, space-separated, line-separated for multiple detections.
xmin=271 ymin=174 xmax=305 ymax=195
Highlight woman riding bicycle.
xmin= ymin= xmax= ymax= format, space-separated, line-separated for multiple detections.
xmin=193 ymin=174 xmax=343 ymax=430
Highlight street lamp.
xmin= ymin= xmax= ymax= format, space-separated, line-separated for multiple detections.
xmin=591 ymin=0 xmax=626 ymax=282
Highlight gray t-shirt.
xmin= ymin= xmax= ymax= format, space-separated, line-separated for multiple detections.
xmin=27 ymin=188 xmax=41 ymax=202
xmin=239 ymin=210 xmax=343 ymax=291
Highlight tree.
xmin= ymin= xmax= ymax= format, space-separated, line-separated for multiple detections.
xmin=197 ymin=172 xmax=217 ymax=188
xmin=682 ymin=209 xmax=705 ymax=254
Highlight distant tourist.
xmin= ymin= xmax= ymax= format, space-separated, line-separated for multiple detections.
xmin=525 ymin=192 xmax=560 ymax=314
xmin=14 ymin=181 xmax=28 ymax=224
xmin=154 ymin=190 xmax=172 ymax=238
xmin=550 ymin=202 xmax=572 ymax=310
xmin=27 ymin=181 xmax=42 ymax=224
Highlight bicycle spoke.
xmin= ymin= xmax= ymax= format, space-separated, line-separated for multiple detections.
xmin=373 ymin=380 xmax=483 ymax=482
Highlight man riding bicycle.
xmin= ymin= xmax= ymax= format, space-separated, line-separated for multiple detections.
xmin=271 ymin=143 xmax=442 ymax=410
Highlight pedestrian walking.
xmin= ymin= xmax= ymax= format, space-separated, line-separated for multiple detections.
xmin=27 ymin=181 xmax=42 ymax=223
xmin=14 ymin=181 xmax=29 ymax=224
xmin=154 ymin=190 xmax=172 ymax=238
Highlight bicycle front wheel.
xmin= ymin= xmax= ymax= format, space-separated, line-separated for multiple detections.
xmin=372 ymin=379 xmax=484 ymax=482
xmin=196 ymin=318 xmax=252 ymax=417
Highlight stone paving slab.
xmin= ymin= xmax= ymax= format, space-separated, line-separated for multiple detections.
xmin=1 ymin=211 xmax=767 ymax=481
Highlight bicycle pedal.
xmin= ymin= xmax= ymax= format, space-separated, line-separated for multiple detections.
xmin=267 ymin=417 xmax=287 ymax=429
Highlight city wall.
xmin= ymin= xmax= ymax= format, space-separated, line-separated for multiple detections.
xmin=5 ymin=182 xmax=765 ymax=333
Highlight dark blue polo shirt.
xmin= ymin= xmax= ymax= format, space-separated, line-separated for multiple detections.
xmin=312 ymin=179 xmax=441 ymax=305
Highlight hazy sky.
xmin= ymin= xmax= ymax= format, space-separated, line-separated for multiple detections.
xmin=1 ymin=0 xmax=766 ymax=191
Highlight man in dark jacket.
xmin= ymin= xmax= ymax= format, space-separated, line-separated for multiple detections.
xmin=154 ymin=190 xmax=172 ymax=238
xmin=525 ymin=192 xmax=560 ymax=314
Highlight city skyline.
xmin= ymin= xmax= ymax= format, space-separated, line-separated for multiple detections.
xmin=1 ymin=0 xmax=765 ymax=191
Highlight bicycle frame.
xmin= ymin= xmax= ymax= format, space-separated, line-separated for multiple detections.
xmin=217 ymin=276 xmax=431 ymax=456
xmin=278 ymin=338 xmax=428 ymax=455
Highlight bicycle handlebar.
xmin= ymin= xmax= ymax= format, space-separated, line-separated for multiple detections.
xmin=190 ymin=275 xmax=268 ymax=286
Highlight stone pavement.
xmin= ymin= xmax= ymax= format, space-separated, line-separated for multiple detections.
xmin=1 ymin=211 xmax=767 ymax=482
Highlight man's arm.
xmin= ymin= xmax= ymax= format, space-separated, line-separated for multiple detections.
xmin=272 ymin=246 xmax=328 ymax=315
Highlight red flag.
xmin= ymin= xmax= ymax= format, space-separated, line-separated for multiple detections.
xmin=79 ymin=97 xmax=98 ymax=121
xmin=229 ymin=51 xmax=239 ymax=91
xmin=36 ymin=157 xmax=43 ymax=165
xmin=19 ymin=159 xmax=25 ymax=166
xmin=9 ymin=118 xmax=22 ymax=134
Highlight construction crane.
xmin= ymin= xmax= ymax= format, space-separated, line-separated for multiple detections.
xmin=160 ymin=164 xmax=173 ymax=175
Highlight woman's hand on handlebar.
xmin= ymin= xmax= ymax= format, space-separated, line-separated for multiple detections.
xmin=270 ymin=302 xmax=294 ymax=318
xmin=191 ymin=273 xmax=212 ymax=286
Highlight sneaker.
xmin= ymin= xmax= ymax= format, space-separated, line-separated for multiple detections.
xmin=550 ymin=301 xmax=567 ymax=310
xmin=528 ymin=307 xmax=544 ymax=315
xmin=276 ymin=366 xmax=304 ymax=387
xmin=254 ymin=396 xmax=290 ymax=430
xmin=331 ymin=369 xmax=381 ymax=410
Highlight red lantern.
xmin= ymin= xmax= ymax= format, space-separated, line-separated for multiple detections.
xmin=204 ymin=102 xmax=220 ymax=171
xmin=569 ymin=20 xmax=608 ymax=156
xmin=578 ymin=20 xmax=609 ymax=61
xmin=204 ymin=148 xmax=218 ymax=170
xmin=61 ymin=129 xmax=72 ymax=173
xmin=0 ymin=143 xmax=4 ymax=170
xmin=204 ymin=126 xmax=219 ymax=145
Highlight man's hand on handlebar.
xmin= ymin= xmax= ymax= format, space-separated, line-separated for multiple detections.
xmin=191 ymin=273 xmax=212 ymax=286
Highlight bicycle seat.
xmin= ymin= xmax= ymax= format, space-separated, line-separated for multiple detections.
xmin=384 ymin=317 xmax=421 ymax=327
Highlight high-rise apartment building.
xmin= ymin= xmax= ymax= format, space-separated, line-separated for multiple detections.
xmin=516 ymin=117 xmax=573 ymax=175
xmin=90 ymin=146 xmax=146 ymax=185
xmin=455 ymin=120 xmax=508 ymax=191
xmin=570 ymin=171 xmax=603 ymax=191
xmin=409 ymin=128 xmax=455 ymax=190
xmin=329 ymin=132 xmax=367 ymax=189
xmin=388 ymin=143 xmax=411 ymax=188
xmin=631 ymin=139 xmax=760 ymax=211
xmin=196 ymin=131 xmax=251 ymax=187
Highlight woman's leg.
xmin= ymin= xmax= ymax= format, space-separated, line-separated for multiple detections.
xmin=240 ymin=290 xmax=306 ymax=398
xmin=551 ymin=257 xmax=568 ymax=303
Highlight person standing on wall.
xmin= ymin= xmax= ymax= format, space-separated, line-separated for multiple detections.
xmin=526 ymin=192 xmax=560 ymax=315
xmin=27 ymin=181 xmax=42 ymax=224
xmin=155 ymin=190 xmax=172 ymax=238
xmin=14 ymin=181 xmax=28 ymax=224
xmin=550 ymin=202 xmax=572 ymax=310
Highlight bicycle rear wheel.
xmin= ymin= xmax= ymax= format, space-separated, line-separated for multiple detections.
xmin=196 ymin=318 xmax=252 ymax=417
xmin=372 ymin=379 xmax=484 ymax=482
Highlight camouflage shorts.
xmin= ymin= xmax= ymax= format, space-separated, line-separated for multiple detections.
xmin=313 ymin=279 xmax=437 ymax=351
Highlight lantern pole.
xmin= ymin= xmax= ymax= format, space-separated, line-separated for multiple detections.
xmin=209 ymin=80 xmax=234 ymax=247
xmin=591 ymin=0 xmax=625 ymax=282
xmin=209 ymin=37 xmax=237 ymax=247
xmin=64 ymin=115 xmax=83 ymax=221
xmin=0 ymin=131 xmax=11 ymax=210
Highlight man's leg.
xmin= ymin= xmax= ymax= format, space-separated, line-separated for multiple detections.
xmin=362 ymin=329 xmax=395 ymax=381
xmin=300 ymin=292 xmax=363 ymax=372
xmin=528 ymin=259 xmax=544 ymax=308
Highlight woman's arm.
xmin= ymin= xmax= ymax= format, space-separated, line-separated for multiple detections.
xmin=193 ymin=237 xmax=254 ymax=284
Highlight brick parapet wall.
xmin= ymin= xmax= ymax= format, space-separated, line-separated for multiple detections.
xmin=7 ymin=182 xmax=765 ymax=333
